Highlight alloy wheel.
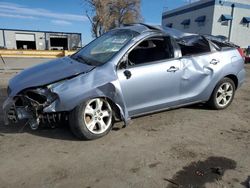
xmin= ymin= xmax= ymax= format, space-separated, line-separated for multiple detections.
xmin=216 ymin=82 xmax=234 ymax=108
xmin=83 ymin=98 xmax=112 ymax=134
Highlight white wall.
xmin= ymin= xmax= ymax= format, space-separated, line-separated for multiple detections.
xmin=162 ymin=0 xmax=215 ymax=35
xmin=68 ymin=34 xmax=82 ymax=49
xmin=212 ymin=1 xmax=250 ymax=48
xmin=162 ymin=6 xmax=214 ymax=35
xmin=35 ymin=32 xmax=46 ymax=50
xmin=4 ymin=31 xmax=16 ymax=49
xmin=211 ymin=5 xmax=232 ymax=39
xmin=0 ymin=30 xmax=4 ymax=47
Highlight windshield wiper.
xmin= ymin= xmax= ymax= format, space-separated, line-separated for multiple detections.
xmin=71 ymin=55 xmax=92 ymax=65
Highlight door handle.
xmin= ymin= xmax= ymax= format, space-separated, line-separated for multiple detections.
xmin=167 ymin=66 xmax=179 ymax=72
xmin=210 ymin=59 xmax=220 ymax=65
xmin=124 ymin=70 xmax=132 ymax=79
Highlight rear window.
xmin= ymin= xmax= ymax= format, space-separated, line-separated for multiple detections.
xmin=178 ymin=35 xmax=211 ymax=56
xmin=204 ymin=35 xmax=237 ymax=50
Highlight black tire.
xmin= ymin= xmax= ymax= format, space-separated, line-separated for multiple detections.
xmin=207 ymin=77 xmax=235 ymax=110
xmin=69 ymin=98 xmax=114 ymax=140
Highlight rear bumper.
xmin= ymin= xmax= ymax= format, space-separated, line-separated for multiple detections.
xmin=237 ymin=69 xmax=246 ymax=88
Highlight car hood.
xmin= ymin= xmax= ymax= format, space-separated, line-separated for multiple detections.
xmin=8 ymin=56 xmax=95 ymax=96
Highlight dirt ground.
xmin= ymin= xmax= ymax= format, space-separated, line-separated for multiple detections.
xmin=0 ymin=62 xmax=249 ymax=188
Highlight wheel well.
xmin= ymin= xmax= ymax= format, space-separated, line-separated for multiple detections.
xmin=225 ymin=75 xmax=238 ymax=89
xmin=105 ymin=98 xmax=122 ymax=121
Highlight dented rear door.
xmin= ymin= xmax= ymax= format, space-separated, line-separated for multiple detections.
xmin=179 ymin=52 xmax=223 ymax=104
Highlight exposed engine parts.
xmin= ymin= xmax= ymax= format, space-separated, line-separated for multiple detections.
xmin=7 ymin=105 xmax=18 ymax=123
xmin=28 ymin=113 xmax=68 ymax=130
xmin=22 ymin=88 xmax=58 ymax=108
xmin=7 ymin=87 xmax=66 ymax=130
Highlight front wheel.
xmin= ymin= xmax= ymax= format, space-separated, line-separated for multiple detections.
xmin=69 ymin=98 xmax=114 ymax=140
xmin=207 ymin=77 xmax=235 ymax=110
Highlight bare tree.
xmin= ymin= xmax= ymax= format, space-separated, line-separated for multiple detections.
xmin=83 ymin=0 xmax=142 ymax=38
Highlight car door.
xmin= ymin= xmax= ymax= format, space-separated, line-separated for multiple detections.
xmin=178 ymin=49 xmax=223 ymax=104
xmin=117 ymin=36 xmax=182 ymax=116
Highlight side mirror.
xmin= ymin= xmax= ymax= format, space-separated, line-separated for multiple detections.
xmin=124 ymin=70 xmax=132 ymax=79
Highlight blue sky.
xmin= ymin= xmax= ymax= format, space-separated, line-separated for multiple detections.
xmin=0 ymin=0 xmax=191 ymax=44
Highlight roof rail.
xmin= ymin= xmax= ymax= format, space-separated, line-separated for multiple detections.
xmin=122 ymin=23 xmax=163 ymax=32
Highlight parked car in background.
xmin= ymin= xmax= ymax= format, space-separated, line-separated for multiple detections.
xmin=245 ymin=46 xmax=250 ymax=64
xmin=3 ymin=24 xmax=246 ymax=140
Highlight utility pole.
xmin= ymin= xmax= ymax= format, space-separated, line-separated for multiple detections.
xmin=228 ymin=3 xmax=235 ymax=42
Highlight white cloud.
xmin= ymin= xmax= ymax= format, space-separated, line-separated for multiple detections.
xmin=0 ymin=2 xmax=87 ymax=22
xmin=51 ymin=20 xmax=72 ymax=26
xmin=183 ymin=0 xmax=200 ymax=3
xmin=0 ymin=12 xmax=36 ymax=19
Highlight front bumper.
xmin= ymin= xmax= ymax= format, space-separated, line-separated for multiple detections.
xmin=3 ymin=97 xmax=33 ymax=125
xmin=3 ymin=94 xmax=66 ymax=130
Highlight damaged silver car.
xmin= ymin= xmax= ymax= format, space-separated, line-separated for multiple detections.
xmin=3 ymin=24 xmax=246 ymax=140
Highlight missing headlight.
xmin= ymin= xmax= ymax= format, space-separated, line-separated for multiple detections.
xmin=24 ymin=88 xmax=58 ymax=106
xmin=14 ymin=96 xmax=25 ymax=106
xmin=26 ymin=90 xmax=47 ymax=104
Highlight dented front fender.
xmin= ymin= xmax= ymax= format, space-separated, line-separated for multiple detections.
xmin=43 ymin=63 xmax=130 ymax=125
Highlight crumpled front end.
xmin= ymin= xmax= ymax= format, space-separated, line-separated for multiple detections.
xmin=3 ymin=68 xmax=130 ymax=130
xmin=3 ymin=87 xmax=67 ymax=129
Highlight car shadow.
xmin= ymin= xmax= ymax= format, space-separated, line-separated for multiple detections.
xmin=0 ymin=111 xmax=126 ymax=142
xmin=0 ymin=119 xmax=80 ymax=141
xmin=184 ymin=103 xmax=213 ymax=110
xmin=0 ymin=119 xmax=126 ymax=141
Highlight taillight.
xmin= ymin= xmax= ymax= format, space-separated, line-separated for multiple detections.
xmin=237 ymin=48 xmax=245 ymax=58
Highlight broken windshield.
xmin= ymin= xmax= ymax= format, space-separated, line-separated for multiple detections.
xmin=72 ymin=29 xmax=139 ymax=66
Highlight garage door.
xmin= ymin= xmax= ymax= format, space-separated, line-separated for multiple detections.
xmin=50 ymin=35 xmax=68 ymax=50
xmin=15 ymin=33 xmax=35 ymax=41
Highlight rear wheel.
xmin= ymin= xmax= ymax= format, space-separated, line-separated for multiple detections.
xmin=69 ymin=98 xmax=113 ymax=140
xmin=208 ymin=77 xmax=235 ymax=110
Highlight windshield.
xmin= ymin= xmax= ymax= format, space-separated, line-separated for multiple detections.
xmin=72 ymin=29 xmax=139 ymax=66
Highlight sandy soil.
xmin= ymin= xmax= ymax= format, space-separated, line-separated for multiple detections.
xmin=0 ymin=63 xmax=249 ymax=188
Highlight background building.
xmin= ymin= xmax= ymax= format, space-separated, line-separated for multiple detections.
xmin=0 ymin=29 xmax=82 ymax=50
xmin=162 ymin=0 xmax=250 ymax=48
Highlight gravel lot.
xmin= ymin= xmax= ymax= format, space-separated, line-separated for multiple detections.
xmin=0 ymin=58 xmax=249 ymax=188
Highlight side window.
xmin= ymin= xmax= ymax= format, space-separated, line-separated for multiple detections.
xmin=127 ymin=37 xmax=174 ymax=66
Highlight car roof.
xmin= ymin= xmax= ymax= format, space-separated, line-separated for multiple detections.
xmin=118 ymin=23 xmax=195 ymax=39
xmin=119 ymin=23 xmax=163 ymax=34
